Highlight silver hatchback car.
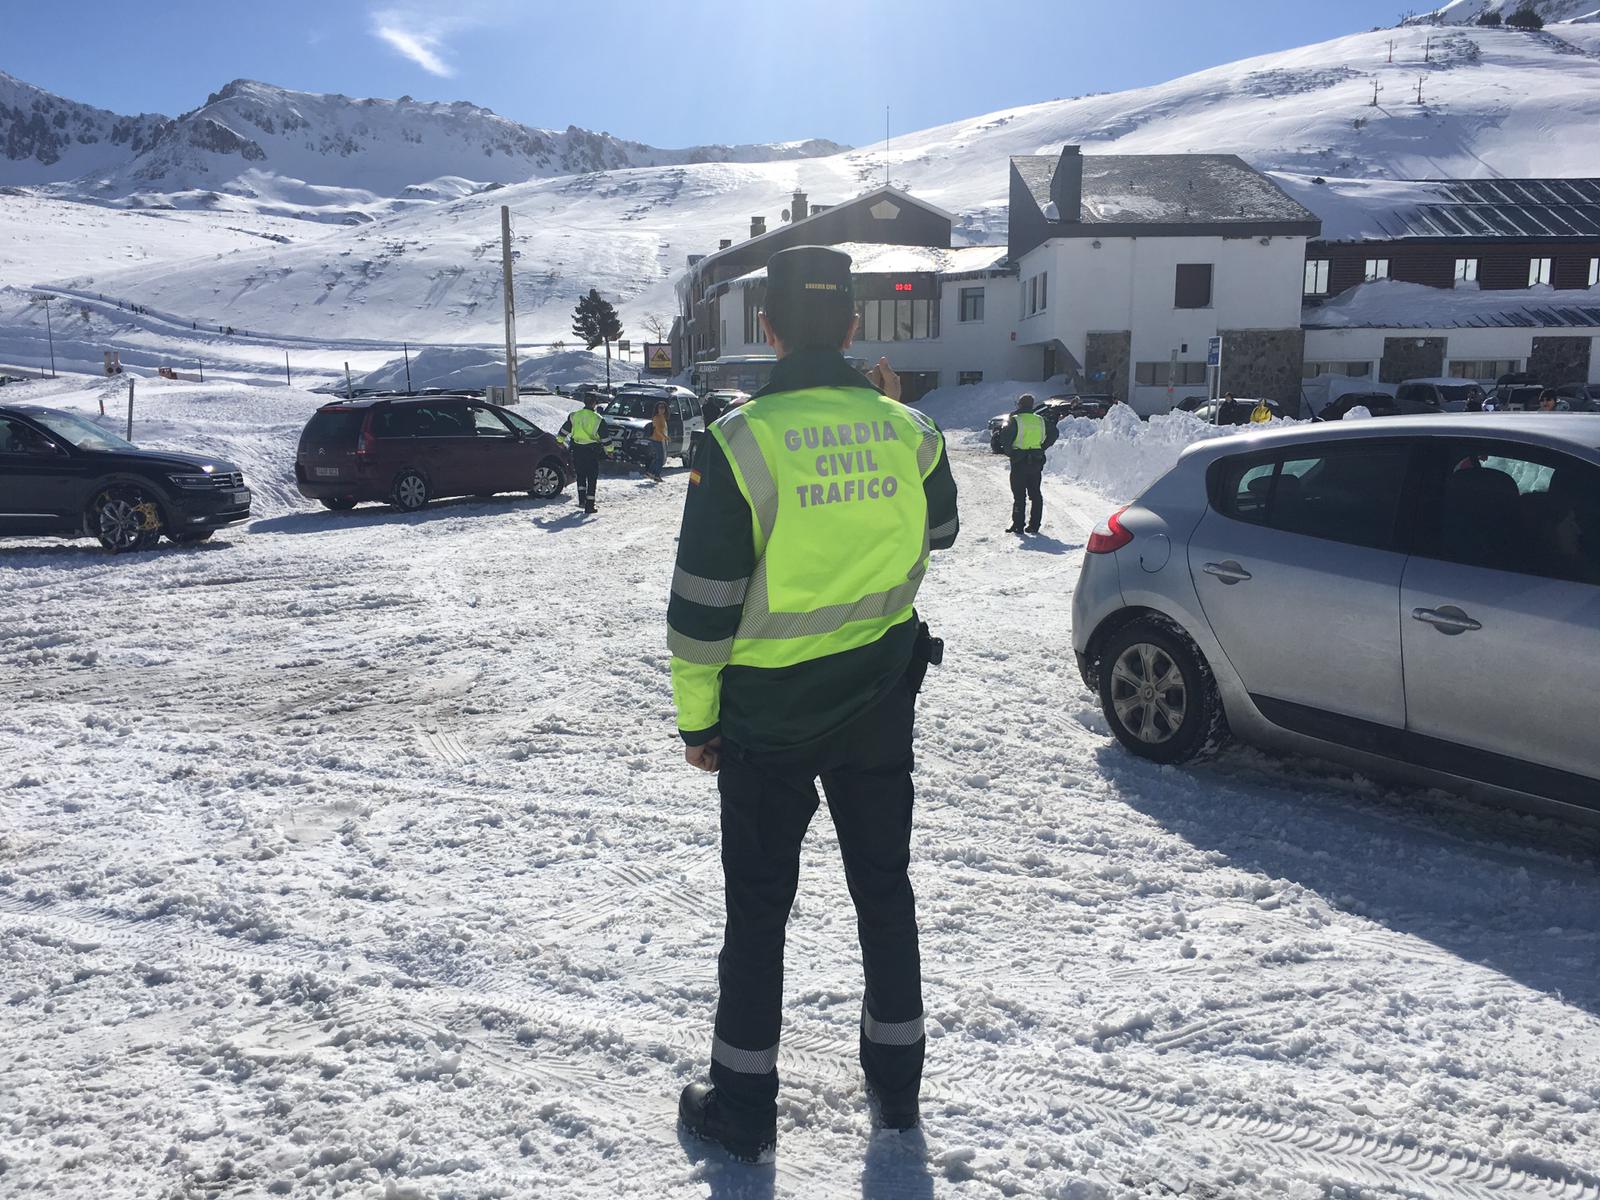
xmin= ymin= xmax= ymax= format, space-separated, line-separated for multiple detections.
xmin=1072 ymin=414 xmax=1600 ymax=817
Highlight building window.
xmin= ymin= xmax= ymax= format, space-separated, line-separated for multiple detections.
xmin=1529 ymin=257 xmax=1552 ymax=287
xmin=959 ymin=287 xmax=984 ymax=322
xmin=1023 ymin=272 xmax=1048 ymax=317
xmin=1450 ymin=359 xmax=1523 ymax=381
xmin=743 ymin=292 xmax=766 ymax=345
xmin=1134 ymin=361 xmax=1207 ymax=388
xmin=1454 ymin=258 xmax=1479 ymax=284
xmin=1302 ymin=361 xmax=1373 ymax=380
xmin=958 ymin=371 xmax=983 ymax=386
xmin=1363 ymin=259 xmax=1390 ymax=282
xmin=1303 ymin=259 xmax=1330 ymax=296
xmin=858 ymin=298 xmax=938 ymax=342
xmin=1590 ymin=258 xmax=1599 ymax=288
xmin=1174 ymin=263 xmax=1213 ymax=309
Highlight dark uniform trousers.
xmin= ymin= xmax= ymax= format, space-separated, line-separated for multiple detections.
xmin=572 ymin=443 xmax=602 ymax=507
xmin=710 ymin=678 xmax=925 ymax=1122
xmin=1009 ymin=451 xmax=1045 ymax=530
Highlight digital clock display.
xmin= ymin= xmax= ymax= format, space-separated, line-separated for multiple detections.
xmin=893 ymin=282 xmax=914 ymax=292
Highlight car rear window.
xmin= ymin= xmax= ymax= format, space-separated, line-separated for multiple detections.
xmin=303 ymin=408 xmax=366 ymax=444
xmin=1215 ymin=442 xmax=1411 ymax=550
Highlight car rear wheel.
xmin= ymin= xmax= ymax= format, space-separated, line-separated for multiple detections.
xmin=91 ymin=485 xmax=164 ymax=553
xmin=530 ymin=459 xmax=566 ymax=498
xmin=392 ymin=470 xmax=429 ymax=512
xmin=1098 ymin=618 xmax=1226 ymax=764
xmin=320 ymin=497 xmax=357 ymax=512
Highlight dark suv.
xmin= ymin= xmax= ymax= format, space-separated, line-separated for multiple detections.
xmin=294 ymin=395 xmax=571 ymax=512
xmin=0 ymin=404 xmax=251 ymax=552
xmin=598 ymin=386 xmax=703 ymax=464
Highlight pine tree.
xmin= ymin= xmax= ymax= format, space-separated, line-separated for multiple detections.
xmin=1476 ymin=9 xmax=1503 ymax=26
xmin=1506 ymin=5 xmax=1544 ymax=29
xmin=571 ymin=289 xmax=624 ymax=385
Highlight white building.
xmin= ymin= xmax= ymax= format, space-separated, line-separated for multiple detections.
xmin=1006 ymin=147 xmax=1321 ymax=414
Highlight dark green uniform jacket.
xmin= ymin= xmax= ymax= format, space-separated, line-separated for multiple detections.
xmin=667 ymin=349 xmax=959 ymax=752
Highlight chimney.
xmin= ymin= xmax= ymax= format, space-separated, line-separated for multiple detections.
xmin=1050 ymin=144 xmax=1083 ymax=222
xmin=791 ymin=189 xmax=809 ymax=221
xmin=750 ymin=215 xmax=767 ymax=238
xmin=719 ymin=238 xmax=732 ymax=250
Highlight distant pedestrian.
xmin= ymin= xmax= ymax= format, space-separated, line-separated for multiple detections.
xmin=994 ymin=393 xmax=1056 ymax=534
xmin=648 ymin=400 xmax=668 ymax=481
xmin=558 ymin=394 xmax=606 ymax=514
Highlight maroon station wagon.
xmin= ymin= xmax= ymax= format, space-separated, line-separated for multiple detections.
xmin=294 ymin=396 xmax=572 ymax=512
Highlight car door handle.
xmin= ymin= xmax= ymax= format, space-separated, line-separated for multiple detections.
xmin=1202 ymin=561 xmax=1252 ymax=585
xmin=1411 ymin=605 xmax=1482 ymax=635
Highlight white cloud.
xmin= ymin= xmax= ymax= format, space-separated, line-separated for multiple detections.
xmin=373 ymin=22 xmax=455 ymax=77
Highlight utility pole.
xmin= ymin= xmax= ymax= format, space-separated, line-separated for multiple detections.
xmin=197 ymin=359 xmax=204 ymax=383
xmin=501 ymin=205 xmax=518 ymax=404
xmin=32 ymin=295 xmax=56 ymax=377
xmin=1416 ymin=76 xmax=1426 ymax=105
xmin=1424 ymin=34 xmax=1432 ymax=62
xmin=1371 ymin=80 xmax=1382 ymax=106
xmin=126 ymin=377 xmax=135 ymax=441
xmin=403 ymin=341 xmax=413 ymax=393
xmin=284 ymin=351 xmax=292 ymax=386
xmin=1387 ymin=38 xmax=1395 ymax=63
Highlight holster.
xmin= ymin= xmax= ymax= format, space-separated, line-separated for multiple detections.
xmin=907 ymin=621 xmax=945 ymax=695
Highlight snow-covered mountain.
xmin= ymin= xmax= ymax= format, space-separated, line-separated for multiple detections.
xmin=0 ymin=72 xmax=847 ymax=211
xmin=0 ymin=71 xmax=168 ymax=187
xmin=1407 ymin=0 xmax=1600 ymax=24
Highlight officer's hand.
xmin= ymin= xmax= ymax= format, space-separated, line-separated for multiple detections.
xmin=870 ymin=358 xmax=901 ymax=402
xmin=685 ymin=738 xmax=722 ymax=773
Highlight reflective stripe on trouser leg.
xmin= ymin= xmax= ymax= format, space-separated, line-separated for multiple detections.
xmin=712 ymin=1035 xmax=780 ymax=1075
xmin=862 ymin=1008 xmax=926 ymax=1046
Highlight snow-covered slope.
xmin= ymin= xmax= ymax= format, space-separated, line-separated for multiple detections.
xmin=0 ymin=73 xmax=846 ymax=213
xmin=37 ymin=21 xmax=1600 ymax=350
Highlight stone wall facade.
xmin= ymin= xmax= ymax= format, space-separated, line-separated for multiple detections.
xmin=1085 ymin=330 xmax=1131 ymax=403
xmin=1380 ymin=337 xmax=1447 ymax=384
xmin=1220 ymin=328 xmax=1305 ymax=408
xmin=1528 ymin=336 xmax=1593 ymax=387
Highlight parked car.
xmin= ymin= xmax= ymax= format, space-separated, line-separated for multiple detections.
xmin=1491 ymin=384 xmax=1546 ymax=412
xmin=1072 ymin=413 xmax=1600 ymax=814
xmin=1317 ymin=392 xmax=1406 ymax=421
xmin=598 ymin=386 xmax=703 ymax=464
xmin=1184 ymin=397 xmax=1287 ymax=425
xmin=1396 ymin=378 xmax=1486 ymax=413
xmin=0 ymin=404 xmax=251 ymax=551
xmin=294 ymin=396 xmax=571 ymax=512
xmin=1555 ymin=383 xmax=1600 ymax=412
xmin=1174 ymin=395 xmax=1210 ymax=413
xmin=1049 ymin=394 xmax=1117 ymax=420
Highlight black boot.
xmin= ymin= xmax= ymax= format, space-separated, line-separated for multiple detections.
xmin=865 ymin=1082 xmax=920 ymax=1131
xmin=678 ymin=1083 xmax=776 ymax=1163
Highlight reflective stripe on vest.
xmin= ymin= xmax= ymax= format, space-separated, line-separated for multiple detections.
xmin=569 ymin=408 xmax=603 ymax=444
xmin=1012 ymin=411 xmax=1045 ymax=451
xmin=685 ymin=389 xmax=942 ymax=672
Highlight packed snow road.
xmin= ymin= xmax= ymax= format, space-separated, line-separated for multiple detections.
xmin=1 ymin=381 xmax=1597 ymax=1200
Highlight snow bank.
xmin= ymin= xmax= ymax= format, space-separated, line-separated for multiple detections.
xmin=1047 ymin=403 xmax=1278 ymax=502
xmin=355 ymin=347 xmax=623 ymax=393
xmin=916 ymin=378 xmax=1068 ymax=432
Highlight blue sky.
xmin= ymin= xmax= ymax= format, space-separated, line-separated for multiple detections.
xmin=6 ymin=0 xmax=1409 ymax=148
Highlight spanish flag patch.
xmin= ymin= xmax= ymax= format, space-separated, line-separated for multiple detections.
xmin=689 ymin=468 xmax=702 ymax=486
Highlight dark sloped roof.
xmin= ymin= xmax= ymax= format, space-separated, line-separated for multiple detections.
xmin=1012 ymin=153 xmax=1320 ymax=231
xmin=1373 ymin=178 xmax=1600 ymax=240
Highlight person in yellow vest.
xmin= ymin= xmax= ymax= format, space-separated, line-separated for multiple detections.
xmin=995 ymin=393 xmax=1057 ymax=534
xmin=1249 ymin=399 xmax=1275 ymax=424
xmin=557 ymin=394 xmax=605 ymax=514
xmin=667 ymin=245 xmax=959 ymax=1161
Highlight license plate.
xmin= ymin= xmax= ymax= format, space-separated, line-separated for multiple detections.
xmin=314 ymin=467 xmax=340 ymax=478
xmin=231 ymin=490 xmax=251 ymax=504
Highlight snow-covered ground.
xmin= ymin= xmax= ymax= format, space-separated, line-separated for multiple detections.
xmin=3 ymin=378 xmax=1597 ymax=1199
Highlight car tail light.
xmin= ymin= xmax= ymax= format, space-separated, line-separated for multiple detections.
xmin=355 ymin=410 xmax=376 ymax=456
xmin=1086 ymin=506 xmax=1133 ymax=554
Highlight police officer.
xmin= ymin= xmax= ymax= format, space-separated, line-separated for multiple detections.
xmin=557 ymin=393 xmax=605 ymax=514
xmin=994 ymin=393 xmax=1056 ymax=534
xmin=667 ymin=245 xmax=959 ymax=1161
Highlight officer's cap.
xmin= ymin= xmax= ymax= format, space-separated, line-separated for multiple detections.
xmin=765 ymin=246 xmax=854 ymax=311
